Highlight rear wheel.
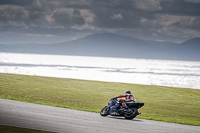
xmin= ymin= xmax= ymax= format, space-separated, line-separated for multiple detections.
xmin=124 ymin=108 xmax=138 ymax=119
xmin=100 ymin=106 xmax=110 ymax=116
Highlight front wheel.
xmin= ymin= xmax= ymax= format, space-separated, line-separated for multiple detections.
xmin=100 ymin=106 xmax=110 ymax=116
xmin=124 ymin=108 xmax=138 ymax=119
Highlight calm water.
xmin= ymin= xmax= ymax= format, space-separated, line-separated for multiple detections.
xmin=0 ymin=52 xmax=200 ymax=89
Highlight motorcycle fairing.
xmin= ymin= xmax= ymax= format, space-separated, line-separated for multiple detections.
xmin=125 ymin=102 xmax=144 ymax=109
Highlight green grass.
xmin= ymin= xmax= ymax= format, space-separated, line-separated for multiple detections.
xmin=0 ymin=73 xmax=200 ymax=126
xmin=0 ymin=125 xmax=52 ymax=133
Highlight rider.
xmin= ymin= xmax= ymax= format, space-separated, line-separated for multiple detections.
xmin=109 ymin=90 xmax=136 ymax=115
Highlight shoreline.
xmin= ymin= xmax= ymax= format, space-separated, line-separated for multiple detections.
xmin=1 ymin=52 xmax=200 ymax=90
xmin=0 ymin=72 xmax=199 ymax=90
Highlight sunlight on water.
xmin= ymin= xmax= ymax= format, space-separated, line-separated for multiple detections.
xmin=0 ymin=52 xmax=200 ymax=89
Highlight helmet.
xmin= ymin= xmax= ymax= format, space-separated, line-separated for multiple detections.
xmin=125 ymin=91 xmax=131 ymax=95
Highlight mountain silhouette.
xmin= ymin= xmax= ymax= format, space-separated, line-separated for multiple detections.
xmin=0 ymin=33 xmax=199 ymax=61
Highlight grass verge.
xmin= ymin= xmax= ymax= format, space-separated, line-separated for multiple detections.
xmin=0 ymin=73 xmax=200 ymax=126
xmin=0 ymin=125 xmax=52 ymax=133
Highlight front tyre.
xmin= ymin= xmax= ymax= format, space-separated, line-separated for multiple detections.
xmin=124 ymin=108 xmax=138 ymax=120
xmin=100 ymin=106 xmax=110 ymax=116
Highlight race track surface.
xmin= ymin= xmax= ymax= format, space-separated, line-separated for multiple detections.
xmin=0 ymin=98 xmax=199 ymax=133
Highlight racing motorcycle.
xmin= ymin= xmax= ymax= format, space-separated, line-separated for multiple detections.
xmin=100 ymin=98 xmax=144 ymax=119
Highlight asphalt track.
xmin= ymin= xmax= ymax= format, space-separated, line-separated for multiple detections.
xmin=0 ymin=98 xmax=199 ymax=133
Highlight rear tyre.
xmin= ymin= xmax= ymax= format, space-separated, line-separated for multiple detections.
xmin=124 ymin=108 xmax=138 ymax=120
xmin=100 ymin=106 xmax=110 ymax=116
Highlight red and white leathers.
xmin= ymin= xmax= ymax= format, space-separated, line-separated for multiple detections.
xmin=116 ymin=94 xmax=136 ymax=102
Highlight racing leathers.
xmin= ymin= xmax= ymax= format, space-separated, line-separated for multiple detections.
xmin=109 ymin=94 xmax=136 ymax=115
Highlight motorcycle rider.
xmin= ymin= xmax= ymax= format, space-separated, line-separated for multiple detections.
xmin=109 ymin=91 xmax=136 ymax=115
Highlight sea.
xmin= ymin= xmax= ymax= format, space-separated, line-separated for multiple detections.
xmin=0 ymin=52 xmax=200 ymax=89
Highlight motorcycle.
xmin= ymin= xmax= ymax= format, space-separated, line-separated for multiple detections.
xmin=100 ymin=98 xmax=144 ymax=119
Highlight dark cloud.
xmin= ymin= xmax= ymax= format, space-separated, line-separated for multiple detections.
xmin=0 ymin=0 xmax=199 ymax=43
xmin=161 ymin=0 xmax=200 ymax=16
xmin=0 ymin=0 xmax=33 ymax=6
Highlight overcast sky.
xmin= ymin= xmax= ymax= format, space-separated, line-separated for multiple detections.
xmin=0 ymin=0 xmax=200 ymax=44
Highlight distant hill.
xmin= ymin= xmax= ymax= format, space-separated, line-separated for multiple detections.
xmin=181 ymin=38 xmax=200 ymax=45
xmin=180 ymin=38 xmax=200 ymax=50
xmin=0 ymin=33 xmax=199 ymax=61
